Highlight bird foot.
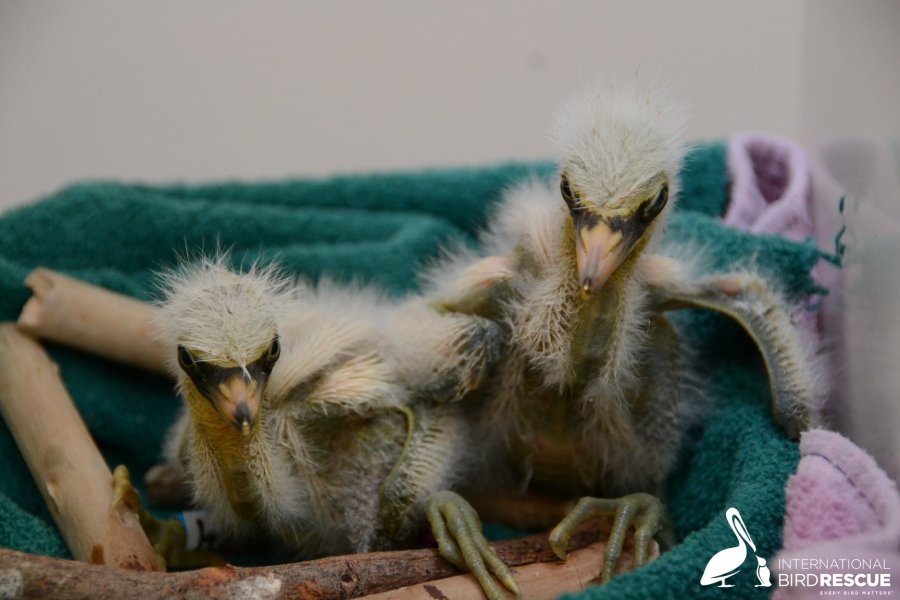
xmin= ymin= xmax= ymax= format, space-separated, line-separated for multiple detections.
xmin=548 ymin=493 xmax=665 ymax=584
xmin=112 ymin=465 xmax=225 ymax=570
xmin=426 ymin=490 xmax=521 ymax=600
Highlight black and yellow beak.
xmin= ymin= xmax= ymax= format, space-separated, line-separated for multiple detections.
xmin=178 ymin=338 xmax=280 ymax=436
xmin=575 ymin=215 xmax=628 ymax=298
xmin=569 ymin=178 xmax=669 ymax=298
xmin=208 ymin=373 xmax=263 ymax=435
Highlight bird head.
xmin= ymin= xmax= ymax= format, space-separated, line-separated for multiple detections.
xmin=552 ymin=83 xmax=686 ymax=298
xmin=156 ymin=257 xmax=292 ymax=436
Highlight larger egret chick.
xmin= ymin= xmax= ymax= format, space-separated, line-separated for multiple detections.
xmin=427 ymin=83 xmax=823 ymax=582
xmin=124 ymin=257 xmax=519 ymax=599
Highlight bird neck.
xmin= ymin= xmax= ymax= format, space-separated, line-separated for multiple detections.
xmin=563 ymin=221 xmax=646 ymax=371
xmin=185 ymin=384 xmax=265 ymax=520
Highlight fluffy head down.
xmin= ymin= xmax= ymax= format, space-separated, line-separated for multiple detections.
xmin=552 ymin=81 xmax=687 ymax=215
xmin=155 ymin=256 xmax=294 ymax=370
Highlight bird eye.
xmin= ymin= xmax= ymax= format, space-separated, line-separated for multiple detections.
xmin=177 ymin=345 xmax=197 ymax=372
xmin=641 ymin=184 xmax=669 ymax=222
xmin=560 ymin=175 xmax=577 ymax=210
xmin=266 ymin=336 xmax=281 ymax=366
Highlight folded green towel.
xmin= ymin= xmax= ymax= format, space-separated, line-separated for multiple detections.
xmin=0 ymin=143 xmax=820 ymax=599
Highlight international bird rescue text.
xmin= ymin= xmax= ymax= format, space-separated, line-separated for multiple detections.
xmin=700 ymin=507 xmax=893 ymax=595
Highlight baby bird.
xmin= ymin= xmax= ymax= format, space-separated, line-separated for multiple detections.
xmin=141 ymin=257 xmax=518 ymax=599
xmin=427 ymin=83 xmax=822 ymax=581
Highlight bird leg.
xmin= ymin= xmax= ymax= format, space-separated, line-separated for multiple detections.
xmin=112 ymin=465 xmax=225 ymax=570
xmin=548 ymin=493 xmax=665 ymax=583
xmin=377 ymin=406 xmax=519 ymax=600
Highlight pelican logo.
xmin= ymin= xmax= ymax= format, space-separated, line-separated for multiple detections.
xmin=700 ymin=507 xmax=772 ymax=588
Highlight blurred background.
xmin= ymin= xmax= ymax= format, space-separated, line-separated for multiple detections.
xmin=0 ymin=1 xmax=896 ymax=209
xmin=1 ymin=1 xmax=898 ymax=478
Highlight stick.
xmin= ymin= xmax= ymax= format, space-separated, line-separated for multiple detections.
xmin=17 ymin=269 xmax=168 ymax=375
xmin=0 ymin=324 xmax=161 ymax=571
xmin=359 ymin=541 xmax=647 ymax=600
xmin=0 ymin=519 xmax=651 ymax=599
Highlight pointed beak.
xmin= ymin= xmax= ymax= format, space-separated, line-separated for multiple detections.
xmin=211 ymin=374 xmax=263 ymax=435
xmin=575 ymin=218 xmax=629 ymax=298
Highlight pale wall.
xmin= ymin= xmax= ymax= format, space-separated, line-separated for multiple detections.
xmin=0 ymin=0 xmax=807 ymax=210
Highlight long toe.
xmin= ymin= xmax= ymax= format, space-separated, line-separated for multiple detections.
xmin=427 ymin=491 xmax=519 ymax=600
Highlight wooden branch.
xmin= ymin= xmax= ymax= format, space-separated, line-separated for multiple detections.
xmin=17 ymin=269 xmax=168 ymax=375
xmin=0 ymin=519 xmax=653 ymax=599
xmin=360 ymin=541 xmax=643 ymax=600
xmin=0 ymin=324 xmax=161 ymax=571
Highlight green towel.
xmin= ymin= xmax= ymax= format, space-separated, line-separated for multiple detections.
xmin=0 ymin=143 xmax=821 ymax=599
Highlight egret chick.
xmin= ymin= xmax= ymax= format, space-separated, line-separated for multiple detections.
xmin=427 ymin=82 xmax=823 ymax=582
xmin=117 ymin=257 xmax=518 ymax=599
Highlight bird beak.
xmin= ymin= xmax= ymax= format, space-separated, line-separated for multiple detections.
xmin=210 ymin=374 xmax=264 ymax=436
xmin=575 ymin=218 xmax=629 ymax=298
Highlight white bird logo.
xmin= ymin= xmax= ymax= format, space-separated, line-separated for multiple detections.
xmin=700 ymin=507 xmax=772 ymax=588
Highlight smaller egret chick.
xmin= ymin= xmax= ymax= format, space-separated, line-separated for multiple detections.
xmin=115 ymin=257 xmax=518 ymax=600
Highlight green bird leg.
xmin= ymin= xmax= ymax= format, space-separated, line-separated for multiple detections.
xmin=548 ymin=493 xmax=665 ymax=582
xmin=378 ymin=407 xmax=520 ymax=600
xmin=425 ymin=490 xmax=521 ymax=600
xmin=112 ymin=465 xmax=225 ymax=570
xmin=547 ymin=316 xmax=682 ymax=582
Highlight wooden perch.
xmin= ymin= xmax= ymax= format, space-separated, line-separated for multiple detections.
xmin=0 ymin=519 xmax=654 ymax=599
xmin=0 ymin=324 xmax=161 ymax=571
xmin=17 ymin=269 xmax=168 ymax=375
xmin=361 ymin=542 xmax=629 ymax=600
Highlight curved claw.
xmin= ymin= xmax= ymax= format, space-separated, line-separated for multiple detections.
xmin=426 ymin=490 xmax=521 ymax=600
xmin=548 ymin=493 xmax=663 ymax=583
xmin=113 ymin=465 xmax=225 ymax=570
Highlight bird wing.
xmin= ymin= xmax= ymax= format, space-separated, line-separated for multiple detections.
xmin=386 ymin=301 xmax=504 ymax=403
xmin=268 ymin=294 xmax=406 ymax=417
xmin=424 ymin=180 xmax=571 ymax=319
xmin=644 ymin=264 xmax=821 ymax=439
xmin=427 ymin=254 xmax=516 ymax=317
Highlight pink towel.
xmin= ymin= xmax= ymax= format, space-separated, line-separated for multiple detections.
xmin=773 ymin=429 xmax=900 ymax=597
xmin=724 ymin=132 xmax=814 ymax=242
xmin=724 ymin=132 xmax=822 ymax=335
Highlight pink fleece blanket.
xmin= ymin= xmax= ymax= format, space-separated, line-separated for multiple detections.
xmin=724 ymin=132 xmax=823 ymax=337
xmin=724 ymin=132 xmax=814 ymax=242
xmin=724 ymin=135 xmax=900 ymax=596
xmin=773 ymin=429 xmax=900 ymax=597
